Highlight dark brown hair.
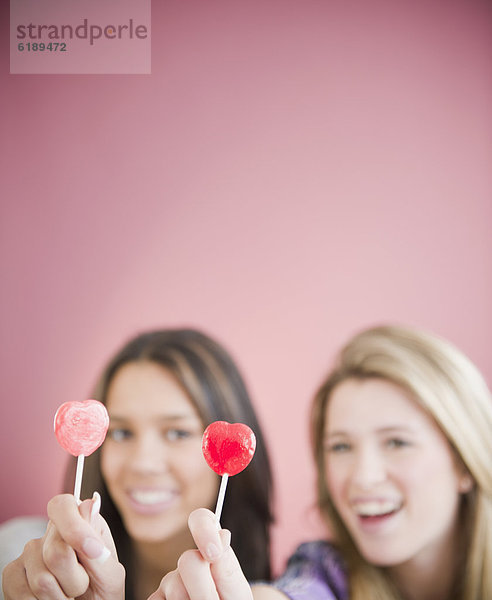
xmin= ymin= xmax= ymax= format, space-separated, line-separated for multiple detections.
xmin=65 ymin=328 xmax=273 ymax=598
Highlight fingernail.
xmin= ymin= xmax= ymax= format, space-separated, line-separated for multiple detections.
xmin=205 ymin=542 xmax=221 ymax=561
xmin=82 ymin=537 xmax=111 ymax=563
xmin=90 ymin=491 xmax=101 ymax=526
xmin=220 ymin=528 xmax=231 ymax=549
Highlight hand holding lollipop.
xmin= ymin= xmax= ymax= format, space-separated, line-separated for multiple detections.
xmin=202 ymin=421 xmax=256 ymax=523
xmin=54 ymin=399 xmax=109 ymax=503
xmin=151 ymin=425 xmax=257 ymax=600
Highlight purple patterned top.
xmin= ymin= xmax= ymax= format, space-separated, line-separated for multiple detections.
xmin=271 ymin=541 xmax=348 ymax=600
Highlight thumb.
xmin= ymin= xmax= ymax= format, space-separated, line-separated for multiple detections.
xmin=209 ymin=533 xmax=252 ymax=599
xmin=78 ymin=492 xmax=119 ymax=560
xmin=76 ymin=493 xmax=125 ymax=594
xmin=48 ymin=493 xmax=125 ymax=599
xmin=187 ymin=508 xmax=253 ymax=599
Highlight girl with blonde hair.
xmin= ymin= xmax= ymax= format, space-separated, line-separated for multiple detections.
xmin=155 ymin=324 xmax=492 ymax=600
xmin=307 ymin=324 xmax=492 ymax=600
xmin=5 ymin=324 xmax=492 ymax=600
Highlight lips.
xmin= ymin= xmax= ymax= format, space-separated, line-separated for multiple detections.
xmin=346 ymin=498 xmax=403 ymax=536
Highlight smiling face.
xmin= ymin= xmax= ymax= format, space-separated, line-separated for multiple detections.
xmin=324 ymin=378 xmax=470 ymax=570
xmin=100 ymin=361 xmax=219 ymax=545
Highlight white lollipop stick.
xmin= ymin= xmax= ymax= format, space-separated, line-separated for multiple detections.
xmin=73 ymin=455 xmax=85 ymax=505
xmin=214 ymin=473 xmax=229 ymax=523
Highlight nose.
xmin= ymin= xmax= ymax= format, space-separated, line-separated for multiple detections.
xmin=129 ymin=431 xmax=169 ymax=475
xmin=350 ymin=444 xmax=387 ymax=490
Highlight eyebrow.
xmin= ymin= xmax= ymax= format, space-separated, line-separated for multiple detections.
xmin=325 ymin=425 xmax=416 ymax=438
xmin=108 ymin=414 xmax=201 ymax=423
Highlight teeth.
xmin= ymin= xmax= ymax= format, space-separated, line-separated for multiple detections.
xmin=353 ymin=500 xmax=400 ymax=517
xmin=130 ymin=490 xmax=174 ymax=505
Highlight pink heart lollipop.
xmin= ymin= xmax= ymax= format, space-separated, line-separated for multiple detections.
xmin=54 ymin=399 xmax=109 ymax=457
xmin=54 ymin=399 xmax=109 ymax=502
xmin=202 ymin=421 xmax=256 ymax=521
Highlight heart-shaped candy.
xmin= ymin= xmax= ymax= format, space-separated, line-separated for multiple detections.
xmin=54 ymin=399 xmax=109 ymax=457
xmin=202 ymin=421 xmax=256 ymax=476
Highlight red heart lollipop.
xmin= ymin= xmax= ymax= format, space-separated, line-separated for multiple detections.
xmin=54 ymin=399 xmax=109 ymax=457
xmin=202 ymin=421 xmax=256 ymax=476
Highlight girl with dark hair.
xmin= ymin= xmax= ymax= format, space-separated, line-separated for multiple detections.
xmin=2 ymin=328 xmax=273 ymax=600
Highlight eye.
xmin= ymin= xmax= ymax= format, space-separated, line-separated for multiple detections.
xmin=386 ymin=437 xmax=409 ymax=449
xmin=107 ymin=428 xmax=133 ymax=442
xmin=164 ymin=429 xmax=194 ymax=442
xmin=325 ymin=441 xmax=352 ymax=453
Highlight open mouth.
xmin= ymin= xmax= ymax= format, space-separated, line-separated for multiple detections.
xmin=353 ymin=499 xmax=402 ymax=520
xmin=126 ymin=489 xmax=179 ymax=514
xmin=130 ymin=490 xmax=176 ymax=506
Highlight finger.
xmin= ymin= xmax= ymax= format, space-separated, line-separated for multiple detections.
xmin=78 ymin=492 xmax=119 ymax=558
xmin=41 ymin=522 xmax=89 ymax=598
xmin=20 ymin=536 xmax=70 ymax=600
xmin=187 ymin=509 xmax=233 ymax=565
xmin=186 ymin=509 xmax=253 ymax=600
xmin=209 ymin=535 xmax=253 ymax=600
xmin=2 ymin=551 xmax=53 ymax=600
xmin=177 ymin=550 xmax=219 ymax=600
xmin=187 ymin=509 xmax=224 ymax=562
xmin=47 ymin=494 xmax=111 ymax=564
xmin=75 ymin=493 xmax=125 ymax=597
xmin=148 ymin=569 xmax=190 ymax=600
xmin=47 ymin=494 xmax=124 ymax=599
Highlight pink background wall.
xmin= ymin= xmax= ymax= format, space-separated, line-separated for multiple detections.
xmin=1 ymin=0 xmax=491 ymax=574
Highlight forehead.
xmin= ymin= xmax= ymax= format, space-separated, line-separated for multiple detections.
xmin=325 ymin=378 xmax=434 ymax=434
xmin=106 ymin=361 xmax=201 ymax=419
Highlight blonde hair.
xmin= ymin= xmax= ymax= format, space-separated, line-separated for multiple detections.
xmin=311 ymin=324 xmax=492 ymax=599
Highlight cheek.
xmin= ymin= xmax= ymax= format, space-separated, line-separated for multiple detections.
xmin=324 ymin=459 xmax=347 ymax=503
xmin=198 ymin=468 xmax=219 ymax=497
xmin=169 ymin=441 xmax=215 ymax=477
xmin=178 ymin=455 xmax=219 ymax=506
xmin=399 ymin=454 xmax=461 ymax=499
xmin=100 ymin=444 xmax=124 ymax=483
xmin=179 ymin=451 xmax=216 ymax=484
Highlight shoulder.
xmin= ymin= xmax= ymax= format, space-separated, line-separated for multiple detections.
xmin=0 ymin=516 xmax=48 ymax=571
xmin=272 ymin=541 xmax=347 ymax=600
xmin=286 ymin=540 xmax=345 ymax=568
